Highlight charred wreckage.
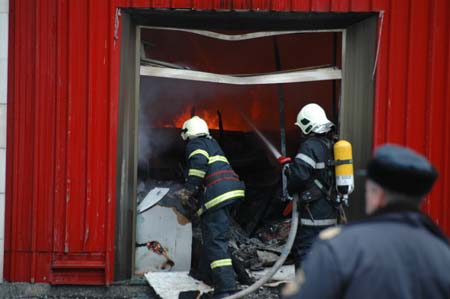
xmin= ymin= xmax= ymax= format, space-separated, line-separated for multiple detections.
xmin=135 ymin=127 xmax=296 ymax=296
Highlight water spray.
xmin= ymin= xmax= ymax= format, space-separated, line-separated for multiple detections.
xmin=239 ymin=113 xmax=282 ymax=160
xmin=239 ymin=112 xmax=292 ymax=189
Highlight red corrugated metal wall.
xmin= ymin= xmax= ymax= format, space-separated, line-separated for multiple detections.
xmin=6 ymin=0 xmax=118 ymax=284
xmin=5 ymin=0 xmax=450 ymax=284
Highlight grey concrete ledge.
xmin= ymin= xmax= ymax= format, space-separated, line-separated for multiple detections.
xmin=0 ymin=279 xmax=158 ymax=299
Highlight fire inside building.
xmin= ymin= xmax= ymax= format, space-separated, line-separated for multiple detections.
xmin=3 ymin=0 xmax=450 ymax=293
xmin=124 ymin=15 xmax=367 ymax=289
xmin=134 ymin=27 xmax=343 ymax=280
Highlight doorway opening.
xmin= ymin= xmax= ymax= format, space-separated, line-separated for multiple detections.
xmin=115 ymin=9 xmax=377 ymax=280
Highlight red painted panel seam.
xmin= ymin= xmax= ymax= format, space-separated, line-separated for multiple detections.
xmin=383 ymin=0 xmax=392 ymax=144
xmin=84 ymin=0 xmax=91 ymax=251
xmin=64 ymin=0 xmax=71 ymax=255
xmin=403 ymin=1 xmax=412 ymax=146
xmin=31 ymin=0 xmax=39 ymax=282
xmin=106 ymin=0 xmax=118 ymax=284
xmin=52 ymin=0 xmax=60 ymax=261
xmin=424 ymin=0 xmax=435 ymax=217
xmin=443 ymin=0 xmax=450 ymax=234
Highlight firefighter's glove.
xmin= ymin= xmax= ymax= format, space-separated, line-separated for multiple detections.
xmin=175 ymin=188 xmax=194 ymax=206
xmin=175 ymin=188 xmax=199 ymax=218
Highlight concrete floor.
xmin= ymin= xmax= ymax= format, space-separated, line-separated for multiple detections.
xmin=0 ymin=278 xmax=157 ymax=299
xmin=0 ymin=277 xmax=283 ymax=299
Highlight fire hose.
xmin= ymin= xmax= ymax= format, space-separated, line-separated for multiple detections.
xmin=225 ymin=194 xmax=298 ymax=299
xmin=224 ymin=113 xmax=299 ymax=298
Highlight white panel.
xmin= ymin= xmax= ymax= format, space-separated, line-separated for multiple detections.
xmin=0 ymin=13 xmax=7 ymax=58
xmin=141 ymin=65 xmax=341 ymax=85
xmin=0 ymin=148 xmax=5 ymax=193
xmin=0 ymin=58 xmax=7 ymax=103
xmin=0 ymin=10 xmax=4 ymax=283
xmin=0 ymin=0 xmax=8 ymax=13
xmin=341 ymin=17 xmax=377 ymax=220
xmin=137 ymin=187 xmax=169 ymax=213
xmin=142 ymin=26 xmax=342 ymax=41
xmin=0 ymin=104 xmax=6 ymax=148
xmin=135 ymin=205 xmax=192 ymax=274
xmin=0 ymin=239 xmax=3 ymax=283
xmin=0 ymin=193 xmax=4 ymax=240
xmin=144 ymin=271 xmax=212 ymax=299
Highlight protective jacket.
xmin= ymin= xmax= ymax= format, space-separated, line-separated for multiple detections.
xmin=287 ymin=136 xmax=338 ymax=225
xmin=185 ymin=135 xmax=244 ymax=295
xmin=282 ymin=202 xmax=450 ymax=299
xmin=185 ymin=136 xmax=245 ymax=216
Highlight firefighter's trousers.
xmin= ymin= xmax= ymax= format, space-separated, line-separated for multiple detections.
xmin=201 ymin=207 xmax=237 ymax=294
xmin=293 ymin=224 xmax=334 ymax=270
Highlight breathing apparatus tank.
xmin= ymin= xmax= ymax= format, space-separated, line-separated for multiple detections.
xmin=333 ymin=140 xmax=354 ymax=205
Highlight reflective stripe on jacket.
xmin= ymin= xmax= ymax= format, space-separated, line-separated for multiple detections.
xmin=186 ymin=136 xmax=245 ymax=215
xmin=287 ymin=136 xmax=337 ymax=221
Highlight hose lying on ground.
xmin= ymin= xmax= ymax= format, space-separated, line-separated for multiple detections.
xmin=224 ymin=195 xmax=299 ymax=299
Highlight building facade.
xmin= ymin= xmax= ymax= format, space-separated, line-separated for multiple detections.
xmin=3 ymin=0 xmax=450 ymax=285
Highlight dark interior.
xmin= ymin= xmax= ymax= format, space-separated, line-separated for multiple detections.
xmin=127 ymin=9 xmax=375 ymax=31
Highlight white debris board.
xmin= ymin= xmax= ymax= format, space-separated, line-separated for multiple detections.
xmin=137 ymin=187 xmax=170 ymax=213
xmin=144 ymin=271 xmax=212 ymax=299
xmin=135 ymin=204 xmax=192 ymax=274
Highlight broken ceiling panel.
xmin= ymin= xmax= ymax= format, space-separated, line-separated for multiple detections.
xmin=140 ymin=65 xmax=341 ymax=85
xmin=137 ymin=187 xmax=170 ymax=213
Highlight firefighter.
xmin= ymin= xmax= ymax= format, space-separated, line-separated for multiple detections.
xmin=176 ymin=116 xmax=245 ymax=298
xmin=285 ymin=103 xmax=339 ymax=270
xmin=281 ymin=144 xmax=450 ymax=299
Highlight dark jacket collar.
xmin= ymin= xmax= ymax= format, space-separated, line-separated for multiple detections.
xmin=361 ymin=201 xmax=450 ymax=246
xmin=369 ymin=200 xmax=421 ymax=217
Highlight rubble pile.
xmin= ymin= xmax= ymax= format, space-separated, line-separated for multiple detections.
xmin=230 ymin=219 xmax=293 ymax=271
xmin=137 ymin=179 xmax=295 ymax=298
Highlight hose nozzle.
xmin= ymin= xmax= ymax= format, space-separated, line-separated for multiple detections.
xmin=277 ymin=156 xmax=292 ymax=165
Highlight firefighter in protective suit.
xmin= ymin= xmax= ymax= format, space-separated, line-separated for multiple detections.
xmin=286 ymin=103 xmax=339 ymax=270
xmin=176 ymin=116 xmax=245 ymax=298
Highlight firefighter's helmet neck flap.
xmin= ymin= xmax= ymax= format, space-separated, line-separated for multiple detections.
xmin=181 ymin=116 xmax=210 ymax=141
xmin=295 ymin=103 xmax=334 ymax=135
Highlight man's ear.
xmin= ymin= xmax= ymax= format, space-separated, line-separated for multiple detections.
xmin=377 ymin=188 xmax=388 ymax=208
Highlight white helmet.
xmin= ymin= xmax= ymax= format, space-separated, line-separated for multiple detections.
xmin=295 ymin=103 xmax=334 ymax=135
xmin=181 ymin=116 xmax=210 ymax=140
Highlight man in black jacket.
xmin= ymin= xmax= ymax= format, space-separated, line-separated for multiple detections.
xmin=282 ymin=144 xmax=450 ymax=299
xmin=286 ymin=103 xmax=339 ymax=269
xmin=176 ymin=116 xmax=245 ymax=299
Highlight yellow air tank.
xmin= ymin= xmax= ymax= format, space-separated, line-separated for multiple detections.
xmin=334 ymin=140 xmax=354 ymax=201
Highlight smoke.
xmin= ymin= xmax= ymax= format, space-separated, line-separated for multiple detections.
xmin=138 ymin=76 xmax=241 ymax=168
xmin=137 ymin=76 xmax=319 ymax=169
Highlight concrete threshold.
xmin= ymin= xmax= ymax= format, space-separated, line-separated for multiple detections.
xmin=0 ymin=278 xmax=157 ymax=299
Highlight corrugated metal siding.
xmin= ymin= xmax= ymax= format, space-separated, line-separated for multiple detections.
xmin=6 ymin=0 xmax=118 ymax=284
xmin=5 ymin=0 xmax=450 ymax=284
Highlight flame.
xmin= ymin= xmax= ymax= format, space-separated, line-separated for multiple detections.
xmin=150 ymin=95 xmax=278 ymax=132
xmin=172 ymin=105 xmax=194 ymax=128
xmin=162 ymin=104 xmax=246 ymax=131
xmin=172 ymin=107 xmax=221 ymax=130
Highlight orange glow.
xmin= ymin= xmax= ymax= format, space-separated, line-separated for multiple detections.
xmin=158 ymin=104 xmax=249 ymax=131
xmin=149 ymin=90 xmax=285 ymax=132
xmin=172 ymin=105 xmax=194 ymax=128
xmin=172 ymin=106 xmax=222 ymax=130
